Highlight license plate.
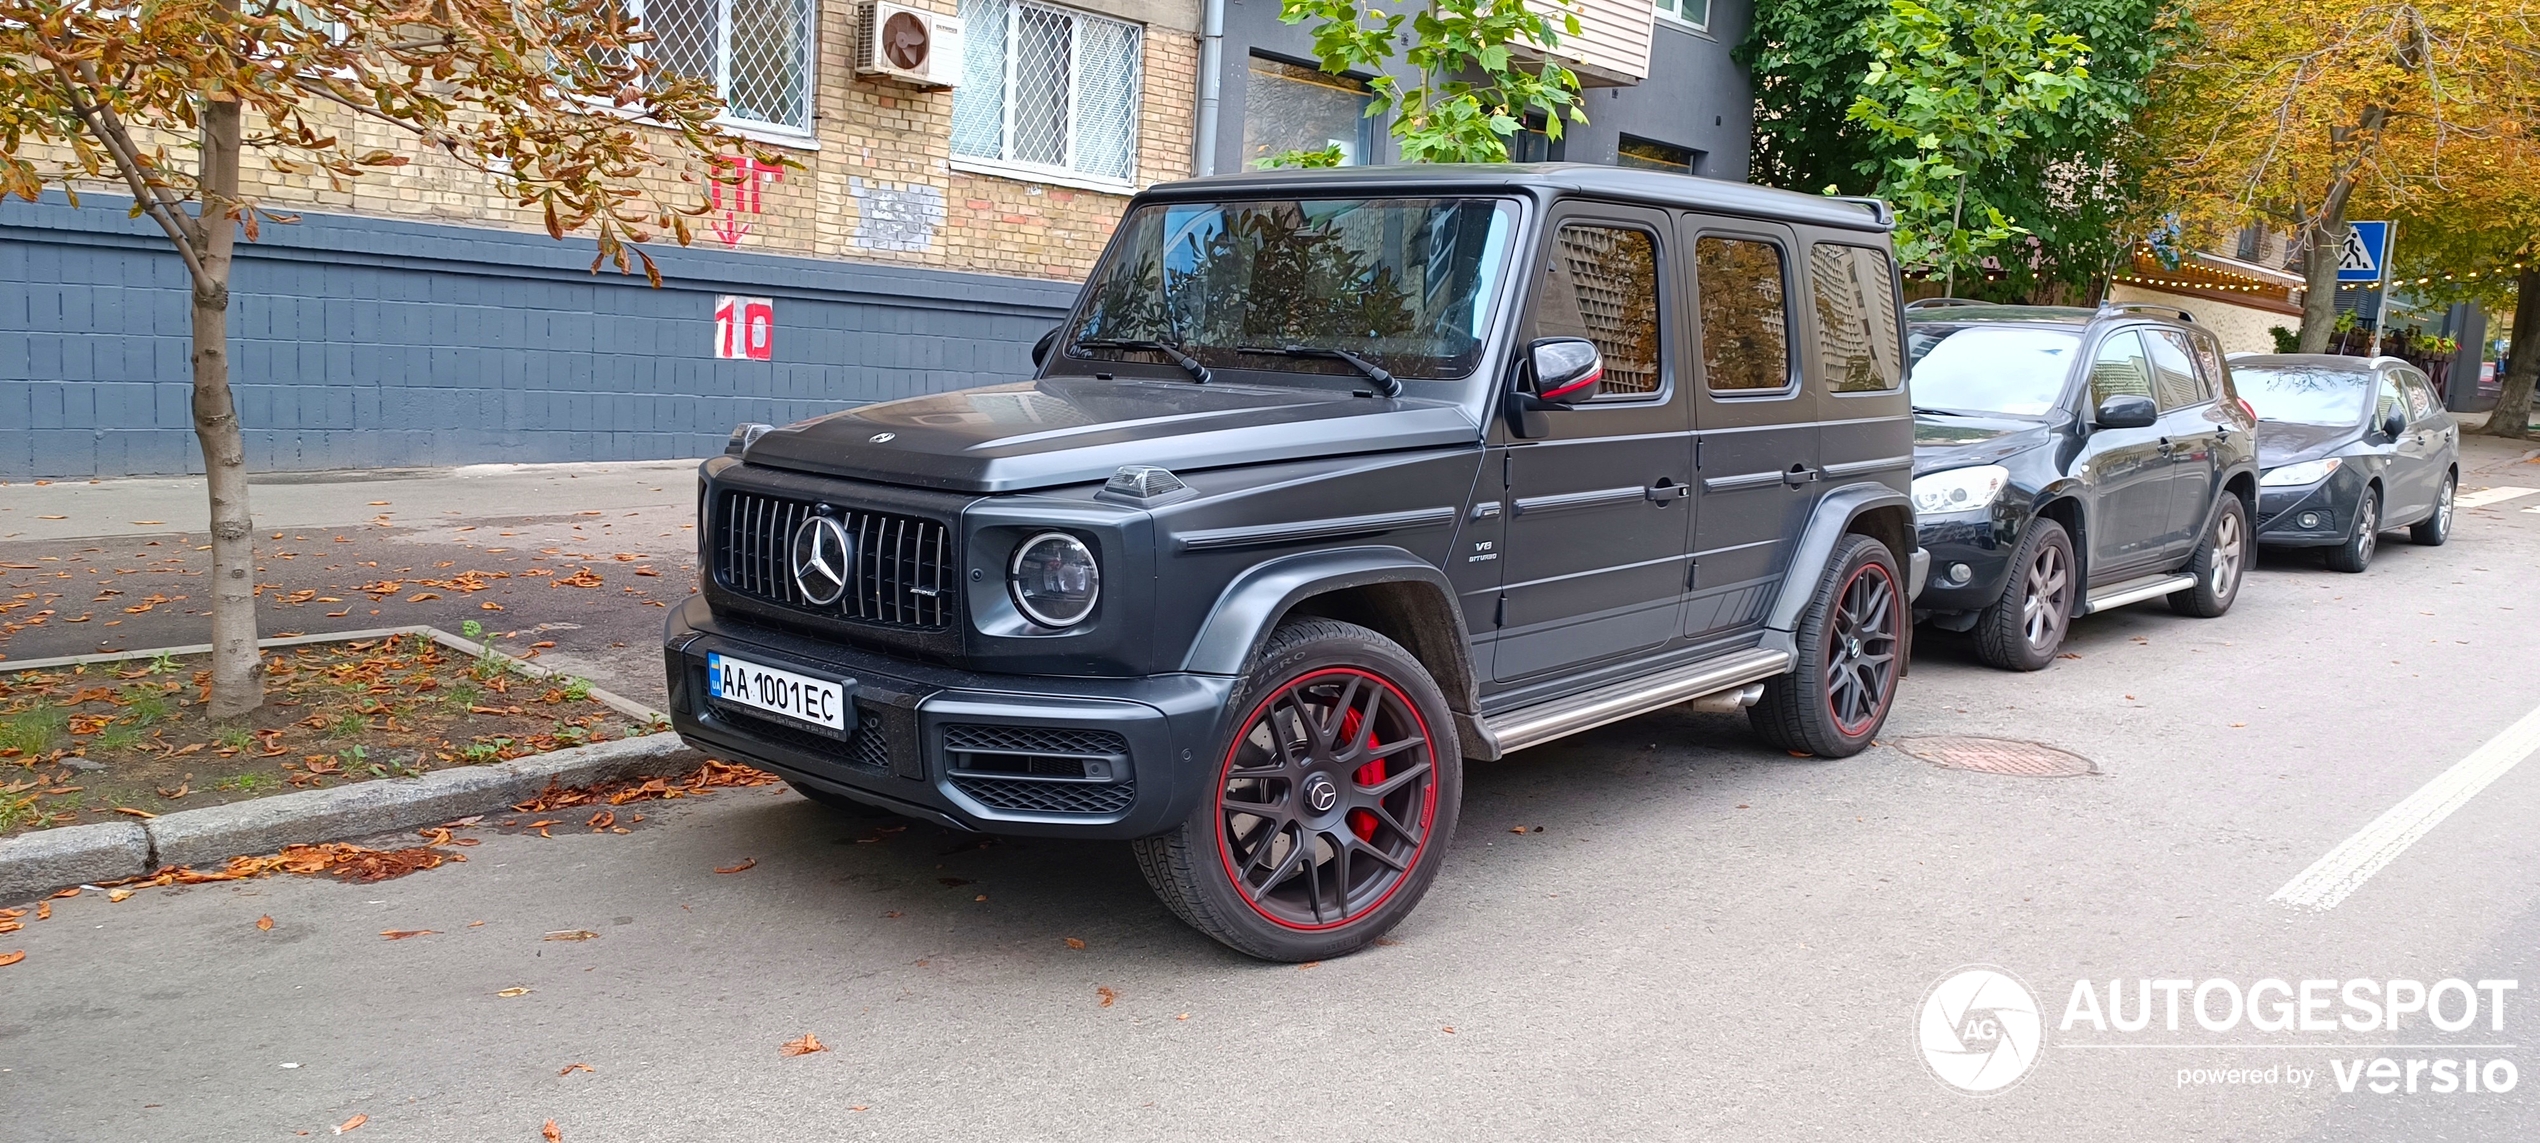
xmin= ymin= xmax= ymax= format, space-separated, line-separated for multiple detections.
xmin=707 ymin=652 xmax=851 ymax=734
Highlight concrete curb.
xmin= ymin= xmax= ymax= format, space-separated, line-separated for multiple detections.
xmin=2 ymin=630 xmax=698 ymax=903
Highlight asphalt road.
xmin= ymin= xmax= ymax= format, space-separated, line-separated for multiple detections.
xmin=4 ymin=442 xmax=2539 ymax=1141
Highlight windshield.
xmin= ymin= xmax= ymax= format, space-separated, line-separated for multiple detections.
xmin=2234 ymin=366 xmax=2371 ymax=427
xmin=1906 ymin=326 xmax=2082 ymax=417
xmin=1067 ymin=197 xmax=1519 ymax=383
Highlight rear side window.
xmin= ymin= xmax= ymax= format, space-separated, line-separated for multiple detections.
xmin=1694 ymin=236 xmax=1792 ymax=391
xmin=2088 ymin=332 xmax=2153 ymax=407
xmin=2189 ymin=336 xmax=2230 ymax=399
xmin=2400 ymin=372 xmax=2438 ymax=419
xmin=1539 ymin=224 xmax=1663 ymax=396
xmin=1808 ymin=244 xmax=1901 ymax=393
xmin=2144 ymin=330 xmax=2209 ymax=409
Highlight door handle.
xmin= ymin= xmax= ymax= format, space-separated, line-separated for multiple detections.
xmin=1781 ymin=464 xmax=1818 ymax=488
xmin=1646 ymin=478 xmax=1687 ymax=504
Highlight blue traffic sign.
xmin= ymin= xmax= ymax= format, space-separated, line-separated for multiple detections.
xmin=2335 ymin=221 xmax=2392 ymax=282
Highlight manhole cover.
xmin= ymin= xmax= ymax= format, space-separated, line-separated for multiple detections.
xmin=1892 ymin=736 xmax=2095 ymax=777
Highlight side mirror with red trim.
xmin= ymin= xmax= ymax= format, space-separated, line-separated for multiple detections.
xmin=1530 ymin=338 xmax=1604 ymax=406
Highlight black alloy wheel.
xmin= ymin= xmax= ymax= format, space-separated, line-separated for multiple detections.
xmin=2326 ymin=486 xmax=2379 ymax=573
xmin=1133 ymin=619 xmax=1461 ymax=961
xmin=1975 ymin=519 xmax=2074 ymax=671
xmin=2411 ymin=472 xmax=2455 ymax=546
xmin=1751 ymin=534 xmax=1902 ymax=757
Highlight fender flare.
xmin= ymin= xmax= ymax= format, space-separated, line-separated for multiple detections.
xmin=1181 ymin=545 xmax=1470 ymax=677
xmin=1760 ymin=482 xmax=1914 ymax=655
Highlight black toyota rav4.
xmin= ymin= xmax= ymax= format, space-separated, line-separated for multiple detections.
xmin=665 ymin=165 xmax=1921 ymax=960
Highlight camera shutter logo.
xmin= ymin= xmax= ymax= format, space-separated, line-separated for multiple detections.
xmin=1918 ymin=966 xmax=2043 ymax=1094
xmin=791 ymin=515 xmax=854 ymax=606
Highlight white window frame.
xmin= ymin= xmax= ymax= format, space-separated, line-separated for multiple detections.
xmin=949 ymin=0 xmax=1144 ymax=194
xmin=1655 ymin=0 xmax=1710 ymax=33
xmin=619 ymin=0 xmax=820 ymax=139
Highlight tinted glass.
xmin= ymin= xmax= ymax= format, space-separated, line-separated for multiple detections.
xmin=1809 ymin=244 xmax=1901 ymax=393
xmin=2190 ymin=337 xmax=2229 ymax=401
xmin=1695 ymin=237 xmax=1791 ymax=391
xmin=2089 ymin=332 xmax=2155 ymax=408
xmin=2376 ymin=376 xmax=2406 ymax=424
xmin=1539 ymin=225 xmax=1662 ymax=395
xmin=1070 ymin=198 xmax=1518 ymax=382
xmin=2144 ymin=330 xmax=2206 ymax=409
xmin=1907 ymin=326 xmax=2079 ymax=417
xmin=1243 ymin=57 xmax=1372 ymax=167
xmin=2235 ymin=365 xmax=2371 ymax=427
xmin=2400 ymin=372 xmax=2437 ymax=419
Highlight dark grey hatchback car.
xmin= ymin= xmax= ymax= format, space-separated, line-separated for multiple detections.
xmin=2233 ymin=353 xmax=2458 ymax=571
xmin=665 ymin=165 xmax=1922 ymax=960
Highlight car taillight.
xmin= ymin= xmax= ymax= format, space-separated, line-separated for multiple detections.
xmin=2237 ymin=397 xmax=2257 ymax=423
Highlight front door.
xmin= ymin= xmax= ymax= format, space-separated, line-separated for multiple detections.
xmin=2392 ymin=368 xmax=2449 ymax=515
xmin=2077 ymin=330 xmax=2174 ymax=580
xmin=1684 ymin=218 xmax=1815 ymax=641
xmin=1489 ymin=205 xmax=1694 ymax=683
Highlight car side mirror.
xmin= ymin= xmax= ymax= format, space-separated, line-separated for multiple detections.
xmin=2380 ymin=409 xmax=2408 ymax=440
xmin=2094 ymin=394 xmax=2157 ymax=430
xmin=1529 ymin=337 xmax=1605 ymax=406
xmin=1031 ymin=326 xmax=1061 ymax=369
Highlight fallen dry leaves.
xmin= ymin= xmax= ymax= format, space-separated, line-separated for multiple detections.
xmin=497 ymin=987 xmax=532 ymax=997
xmin=0 ymin=951 xmax=24 ymax=968
xmin=1064 ymin=937 xmax=1085 ymax=950
xmin=543 ymin=1120 xmax=564 ymax=1142
xmin=1096 ymin=986 xmax=1117 ymax=1008
xmin=542 ymin=930 xmax=599 ymax=942
xmin=333 ymin=1112 xmax=366 ymax=1134
xmin=380 ymin=929 xmax=436 ymax=941
xmin=714 ymin=859 xmax=757 ymax=874
xmin=780 ymin=1033 xmax=827 ymax=1056
xmin=257 ymin=914 xmax=275 ymax=931
xmin=103 ymin=841 xmax=465 ymax=896
xmin=557 ymin=1063 xmax=594 ymax=1077
xmin=512 ymin=759 xmax=779 ymax=814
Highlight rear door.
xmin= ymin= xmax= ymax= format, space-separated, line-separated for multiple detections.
xmin=1683 ymin=217 xmax=1814 ymax=642
xmin=2077 ymin=329 xmax=2174 ymax=579
xmin=2391 ymin=368 xmax=2448 ymax=515
xmin=1488 ymin=204 xmax=1694 ymax=684
xmin=1802 ymin=240 xmax=1911 ymax=495
xmin=2144 ymin=328 xmax=2221 ymax=557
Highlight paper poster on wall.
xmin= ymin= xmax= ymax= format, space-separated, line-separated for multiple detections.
xmin=715 ymin=296 xmax=774 ymax=361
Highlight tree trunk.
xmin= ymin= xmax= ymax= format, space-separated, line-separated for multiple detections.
xmin=193 ymin=96 xmax=261 ymax=719
xmin=2482 ymin=263 xmax=2540 ymax=439
xmin=2298 ymin=193 xmax=2354 ymax=353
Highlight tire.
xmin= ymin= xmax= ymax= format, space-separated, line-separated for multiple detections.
xmin=786 ymin=779 xmax=899 ymax=817
xmin=1749 ymin=534 xmax=1903 ymax=758
xmin=2169 ymin=495 xmax=2249 ymax=616
xmin=2324 ymin=486 xmax=2379 ymax=574
xmin=2410 ymin=471 xmax=2455 ymax=546
xmin=1131 ymin=618 xmax=1461 ymax=962
xmin=1973 ymin=519 xmax=2075 ymax=671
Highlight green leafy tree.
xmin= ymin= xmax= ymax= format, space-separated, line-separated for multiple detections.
xmin=1272 ymin=0 xmax=1586 ymax=165
xmin=0 ymin=0 xmax=783 ymax=717
xmin=1745 ymin=0 xmax=2171 ymax=297
xmin=1842 ymin=0 xmax=2096 ymax=292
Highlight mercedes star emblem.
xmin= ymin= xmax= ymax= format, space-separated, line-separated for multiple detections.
xmin=1305 ymin=773 xmax=1339 ymax=813
xmin=790 ymin=515 xmax=853 ymax=605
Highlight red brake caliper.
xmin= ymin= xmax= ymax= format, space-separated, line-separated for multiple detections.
xmin=1342 ymin=706 xmax=1380 ymax=842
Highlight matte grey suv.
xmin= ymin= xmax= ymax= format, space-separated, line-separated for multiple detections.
xmin=665 ymin=165 xmax=1923 ymax=960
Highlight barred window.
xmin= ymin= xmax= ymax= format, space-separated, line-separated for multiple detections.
xmin=952 ymin=0 xmax=1144 ymax=185
xmin=1808 ymin=244 xmax=1901 ymax=393
xmin=1538 ymin=225 xmax=1662 ymax=395
xmin=1695 ymin=236 xmax=1793 ymax=391
xmin=627 ymin=0 xmax=815 ymax=132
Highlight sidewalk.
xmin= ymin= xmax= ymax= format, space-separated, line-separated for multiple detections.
xmin=0 ymin=459 xmax=709 ymax=708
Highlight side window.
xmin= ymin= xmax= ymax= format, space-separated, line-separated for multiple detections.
xmin=2375 ymin=375 xmax=2406 ymax=424
xmin=2400 ymin=372 xmax=2438 ymax=419
xmin=2088 ymin=332 xmax=2153 ymax=408
xmin=1694 ymin=236 xmax=1792 ymax=391
xmin=2189 ymin=336 xmax=2228 ymax=402
xmin=1538 ymin=224 xmax=1663 ymax=396
xmin=1808 ymin=244 xmax=1902 ymax=393
xmin=2144 ymin=330 xmax=2206 ymax=409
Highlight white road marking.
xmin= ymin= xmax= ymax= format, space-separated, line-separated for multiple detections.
xmin=2456 ymin=485 xmax=2540 ymax=508
xmin=2271 ymin=700 xmax=2540 ymax=911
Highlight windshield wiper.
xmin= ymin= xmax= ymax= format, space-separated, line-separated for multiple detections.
xmin=1071 ymin=338 xmax=1211 ymax=384
xmin=1233 ymin=345 xmax=1402 ymax=398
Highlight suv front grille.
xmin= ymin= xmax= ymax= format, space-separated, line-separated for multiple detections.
xmin=951 ymin=776 xmax=1137 ymax=815
xmin=942 ymin=724 xmax=1132 ymax=814
xmin=714 ymin=489 xmax=953 ymax=629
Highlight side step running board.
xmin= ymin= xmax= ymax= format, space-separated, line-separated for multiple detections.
xmin=2080 ymin=573 xmax=2196 ymax=615
xmin=1484 ymin=648 xmax=1791 ymax=755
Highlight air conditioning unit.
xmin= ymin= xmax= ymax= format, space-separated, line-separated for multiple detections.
xmin=857 ymin=1 xmax=962 ymax=89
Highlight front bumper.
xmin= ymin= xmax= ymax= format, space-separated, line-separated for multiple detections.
xmin=1911 ymin=511 xmax=2018 ymax=614
xmin=664 ymin=596 xmax=1235 ymax=839
xmin=2255 ymin=468 xmax=2362 ymax=547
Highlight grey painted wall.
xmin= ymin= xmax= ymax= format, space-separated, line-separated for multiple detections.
xmin=1 ymin=194 xmax=1079 ymax=478
xmin=1208 ymin=0 xmax=1754 ymax=179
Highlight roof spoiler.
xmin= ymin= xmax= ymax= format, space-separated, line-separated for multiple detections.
xmin=2100 ymin=302 xmax=2195 ymax=323
xmin=1903 ymin=297 xmax=1990 ymax=310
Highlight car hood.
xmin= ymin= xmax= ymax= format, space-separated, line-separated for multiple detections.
xmin=739 ymin=377 xmax=1483 ymax=493
xmin=2257 ymin=420 xmax=2360 ymax=469
xmin=1912 ymin=414 xmax=2055 ymax=475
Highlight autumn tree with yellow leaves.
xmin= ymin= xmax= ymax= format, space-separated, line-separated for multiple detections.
xmin=2141 ymin=0 xmax=2540 ymax=360
xmin=0 ymin=0 xmax=782 ymax=716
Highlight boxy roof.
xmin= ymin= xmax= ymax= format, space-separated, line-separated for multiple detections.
xmin=1147 ymin=163 xmax=1896 ymax=234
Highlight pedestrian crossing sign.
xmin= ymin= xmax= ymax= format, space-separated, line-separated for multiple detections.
xmin=2336 ymin=221 xmax=2391 ymax=281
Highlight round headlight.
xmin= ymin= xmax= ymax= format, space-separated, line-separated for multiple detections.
xmin=1008 ymin=532 xmax=1099 ymax=628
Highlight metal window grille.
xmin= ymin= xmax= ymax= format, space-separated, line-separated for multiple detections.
xmin=951 ymin=0 xmax=1143 ymax=182
xmin=626 ymin=0 xmax=814 ymax=131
